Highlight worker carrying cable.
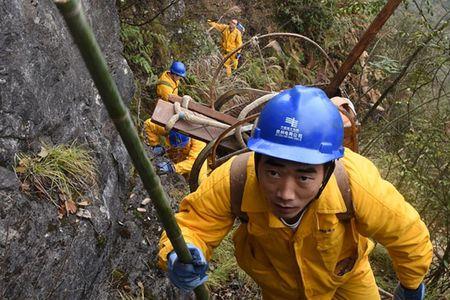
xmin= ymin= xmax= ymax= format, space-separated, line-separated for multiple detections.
xmin=208 ymin=18 xmax=243 ymax=77
xmin=157 ymin=85 xmax=432 ymax=299
xmin=144 ymin=61 xmax=207 ymax=181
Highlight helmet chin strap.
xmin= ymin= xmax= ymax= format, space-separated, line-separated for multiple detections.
xmin=314 ymin=160 xmax=336 ymax=200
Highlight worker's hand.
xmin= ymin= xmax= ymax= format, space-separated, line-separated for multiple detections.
xmin=152 ymin=145 xmax=165 ymax=156
xmin=236 ymin=53 xmax=241 ymax=60
xmin=167 ymin=244 xmax=209 ymax=291
xmin=393 ymin=282 xmax=425 ymax=300
xmin=156 ymin=161 xmax=175 ymax=174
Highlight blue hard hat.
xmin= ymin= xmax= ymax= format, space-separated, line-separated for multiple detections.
xmin=237 ymin=23 xmax=245 ymax=33
xmin=247 ymin=85 xmax=344 ymax=164
xmin=169 ymin=61 xmax=186 ymax=78
xmin=169 ymin=130 xmax=190 ymax=148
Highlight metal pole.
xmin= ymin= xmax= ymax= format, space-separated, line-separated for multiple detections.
xmin=324 ymin=0 xmax=403 ymax=97
xmin=53 ymin=0 xmax=209 ymax=298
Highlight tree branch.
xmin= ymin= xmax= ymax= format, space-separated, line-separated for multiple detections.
xmin=361 ymin=16 xmax=450 ymax=124
xmin=122 ymin=0 xmax=181 ymax=27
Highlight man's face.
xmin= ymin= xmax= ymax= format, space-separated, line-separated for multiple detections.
xmin=229 ymin=20 xmax=237 ymax=31
xmin=171 ymin=73 xmax=181 ymax=81
xmin=256 ymin=155 xmax=325 ymax=221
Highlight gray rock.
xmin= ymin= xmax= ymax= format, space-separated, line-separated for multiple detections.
xmin=0 ymin=167 xmax=19 ymax=191
xmin=0 ymin=0 xmax=178 ymax=299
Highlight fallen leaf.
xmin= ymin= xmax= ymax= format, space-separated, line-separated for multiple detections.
xmin=76 ymin=208 xmax=92 ymax=219
xmin=65 ymin=199 xmax=78 ymax=214
xmin=137 ymin=207 xmax=147 ymax=213
xmin=141 ymin=198 xmax=151 ymax=206
xmin=58 ymin=205 xmax=66 ymax=219
xmin=77 ymin=199 xmax=91 ymax=207
xmin=38 ymin=147 xmax=49 ymax=158
xmin=20 ymin=182 xmax=30 ymax=192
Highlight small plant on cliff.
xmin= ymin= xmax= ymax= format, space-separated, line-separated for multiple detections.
xmin=14 ymin=143 xmax=97 ymax=217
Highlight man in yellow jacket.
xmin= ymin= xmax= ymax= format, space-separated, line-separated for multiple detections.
xmin=144 ymin=61 xmax=207 ymax=181
xmin=208 ymin=19 xmax=243 ymax=76
xmin=158 ymin=86 xmax=432 ymax=299
xmin=156 ymin=61 xmax=185 ymax=101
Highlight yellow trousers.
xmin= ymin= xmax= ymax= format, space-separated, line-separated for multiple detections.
xmin=224 ymin=53 xmax=239 ymax=77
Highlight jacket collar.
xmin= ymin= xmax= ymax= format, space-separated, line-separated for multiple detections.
xmin=162 ymin=71 xmax=179 ymax=87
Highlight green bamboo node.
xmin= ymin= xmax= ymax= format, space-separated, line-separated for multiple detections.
xmin=53 ymin=0 xmax=209 ymax=298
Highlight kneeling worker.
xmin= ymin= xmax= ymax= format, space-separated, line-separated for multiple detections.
xmin=158 ymin=85 xmax=432 ymax=299
xmin=144 ymin=120 xmax=207 ymax=182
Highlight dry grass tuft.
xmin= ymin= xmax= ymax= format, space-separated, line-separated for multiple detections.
xmin=14 ymin=143 xmax=97 ymax=216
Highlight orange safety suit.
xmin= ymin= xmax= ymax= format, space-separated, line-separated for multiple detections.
xmin=158 ymin=149 xmax=432 ymax=299
xmin=208 ymin=21 xmax=243 ymax=76
xmin=144 ymin=119 xmax=208 ymax=182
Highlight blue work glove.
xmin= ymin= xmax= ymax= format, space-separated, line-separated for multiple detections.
xmin=156 ymin=161 xmax=175 ymax=174
xmin=167 ymin=244 xmax=209 ymax=291
xmin=152 ymin=145 xmax=165 ymax=156
xmin=393 ymin=282 xmax=425 ymax=300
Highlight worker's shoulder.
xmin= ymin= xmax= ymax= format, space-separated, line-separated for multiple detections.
xmin=195 ymin=156 xmax=234 ymax=196
xmin=341 ymin=148 xmax=381 ymax=183
xmin=157 ymin=71 xmax=173 ymax=85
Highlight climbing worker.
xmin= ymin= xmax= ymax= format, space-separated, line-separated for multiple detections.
xmin=156 ymin=60 xmax=186 ymax=101
xmin=144 ymin=61 xmax=207 ymax=181
xmin=158 ymin=85 xmax=432 ymax=299
xmin=144 ymin=121 xmax=207 ymax=182
xmin=208 ymin=18 xmax=243 ymax=76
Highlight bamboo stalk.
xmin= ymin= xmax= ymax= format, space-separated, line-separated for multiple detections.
xmin=53 ymin=0 xmax=209 ymax=298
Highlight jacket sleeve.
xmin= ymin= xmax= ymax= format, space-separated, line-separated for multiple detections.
xmin=144 ymin=118 xmax=166 ymax=147
xmin=207 ymin=21 xmax=227 ymax=32
xmin=158 ymin=159 xmax=235 ymax=270
xmin=346 ymin=152 xmax=433 ymax=289
xmin=174 ymin=138 xmax=206 ymax=175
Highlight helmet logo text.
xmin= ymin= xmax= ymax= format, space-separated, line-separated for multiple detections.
xmin=275 ymin=117 xmax=302 ymax=141
xmin=285 ymin=117 xmax=298 ymax=128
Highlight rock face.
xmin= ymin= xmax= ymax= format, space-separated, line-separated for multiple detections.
xmin=0 ymin=0 xmax=176 ymax=298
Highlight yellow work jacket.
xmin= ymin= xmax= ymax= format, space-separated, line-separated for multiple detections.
xmin=208 ymin=21 xmax=243 ymax=54
xmin=143 ymin=119 xmax=206 ymax=177
xmin=156 ymin=71 xmax=179 ymax=101
xmin=158 ymin=149 xmax=432 ymax=299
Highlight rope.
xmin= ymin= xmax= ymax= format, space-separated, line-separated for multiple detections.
xmin=378 ymin=287 xmax=394 ymax=298
xmin=165 ymin=95 xmax=229 ymax=132
xmin=234 ymin=93 xmax=277 ymax=148
xmin=252 ymin=36 xmax=273 ymax=92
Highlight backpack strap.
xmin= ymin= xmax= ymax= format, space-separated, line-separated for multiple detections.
xmin=230 ymin=152 xmax=251 ymax=223
xmin=334 ymin=160 xmax=354 ymax=221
